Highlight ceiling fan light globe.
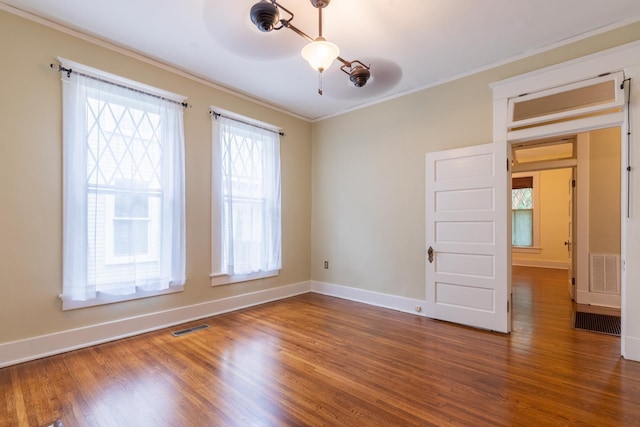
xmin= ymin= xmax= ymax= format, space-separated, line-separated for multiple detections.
xmin=250 ymin=1 xmax=280 ymax=32
xmin=301 ymin=38 xmax=339 ymax=72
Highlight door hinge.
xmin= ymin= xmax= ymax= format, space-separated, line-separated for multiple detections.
xmin=507 ymin=300 xmax=510 ymax=313
xmin=572 ymin=277 xmax=576 ymax=285
xmin=507 ymin=159 xmax=510 ymax=171
xmin=572 ymin=179 xmax=576 ymax=187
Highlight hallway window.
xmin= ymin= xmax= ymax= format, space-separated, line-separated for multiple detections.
xmin=512 ymin=173 xmax=539 ymax=249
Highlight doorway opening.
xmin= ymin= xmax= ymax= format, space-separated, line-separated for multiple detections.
xmin=509 ymin=127 xmax=622 ymax=332
xmin=492 ymin=41 xmax=640 ymax=358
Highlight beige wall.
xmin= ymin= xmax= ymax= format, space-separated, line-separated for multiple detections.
xmin=540 ymin=169 xmax=573 ymax=262
xmin=0 ymin=10 xmax=312 ymax=343
xmin=311 ymin=22 xmax=640 ymax=300
xmin=589 ymin=127 xmax=621 ymax=254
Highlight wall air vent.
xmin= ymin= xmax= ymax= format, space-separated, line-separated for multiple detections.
xmin=589 ymin=253 xmax=620 ymax=295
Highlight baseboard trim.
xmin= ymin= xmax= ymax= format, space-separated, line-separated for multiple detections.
xmin=1 ymin=280 xmax=428 ymax=368
xmin=576 ymin=289 xmax=621 ymax=308
xmin=0 ymin=281 xmax=311 ymax=368
xmin=623 ymin=335 xmax=640 ymax=362
xmin=311 ymin=280 xmax=425 ymax=316
xmin=512 ymin=259 xmax=569 ymax=269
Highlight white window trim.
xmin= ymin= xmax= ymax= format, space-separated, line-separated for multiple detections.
xmin=210 ymin=106 xmax=281 ymax=287
xmin=61 ymin=285 xmax=184 ymax=311
xmin=210 ymin=270 xmax=279 ymax=287
xmin=512 ymin=171 xmax=540 ymax=251
xmin=512 ymin=246 xmax=542 ymax=254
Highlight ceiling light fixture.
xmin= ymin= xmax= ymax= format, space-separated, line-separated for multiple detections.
xmin=250 ymin=0 xmax=371 ymax=95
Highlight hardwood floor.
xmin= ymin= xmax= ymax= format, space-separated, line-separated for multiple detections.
xmin=2 ymin=266 xmax=640 ymax=426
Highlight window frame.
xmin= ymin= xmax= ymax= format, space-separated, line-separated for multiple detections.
xmin=507 ymin=72 xmax=626 ymax=130
xmin=511 ymin=171 xmax=541 ymax=253
xmin=210 ymin=107 xmax=282 ymax=287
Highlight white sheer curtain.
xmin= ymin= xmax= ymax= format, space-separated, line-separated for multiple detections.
xmin=62 ymin=71 xmax=185 ymax=307
xmin=511 ymin=185 xmax=534 ymax=247
xmin=512 ymin=209 xmax=533 ymax=246
xmin=217 ymin=116 xmax=281 ymax=275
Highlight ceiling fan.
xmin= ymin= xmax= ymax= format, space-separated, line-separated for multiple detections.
xmin=249 ymin=0 xmax=371 ymax=95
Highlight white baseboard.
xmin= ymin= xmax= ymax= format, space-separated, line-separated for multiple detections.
xmin=576 ymin=289 xmax=621 ymax=308
xmin=0 ymin=281 xmax=311 ymax=368
xmin=1 ymin=280 xmax=428 ymax=368
xmin=623 ymin=335 xmax=640 ymax=362
xmin=512 ymin=259 xmax=569 ymax=269
xmin=311 ymin=280 xmax=425 ymax=316
xmin=8 ymin=277 xmax=630 ymax=367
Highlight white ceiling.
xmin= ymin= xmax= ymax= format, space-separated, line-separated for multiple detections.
xmin=3 ymin=0 xmax=640 ymax=121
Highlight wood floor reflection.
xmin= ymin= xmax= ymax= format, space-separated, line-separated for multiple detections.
xmin=2 ymin=266 xmax=640 ymax=426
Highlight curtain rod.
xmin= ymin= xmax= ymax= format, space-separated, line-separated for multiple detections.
xmin=50 ymin=64 xmax=191 ymax=109
xmin=210 ymin=110 xmax=285 ymax=137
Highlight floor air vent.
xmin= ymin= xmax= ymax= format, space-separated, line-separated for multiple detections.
xmin=573 ymin=312 xmax=620 ymax=336
xmin=171 ymin=324 xmax=210 ymax=337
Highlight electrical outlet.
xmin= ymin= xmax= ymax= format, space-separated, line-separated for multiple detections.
xmin=324 ymin=261 xmax=329 ymax=269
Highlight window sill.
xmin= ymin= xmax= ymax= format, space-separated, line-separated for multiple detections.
xmin=210 ymin=270 xmax=279 ymax=287
xmin=512 ymin=246 xmax=541 ymax=254
xmin=61 ymin=284 xmax=184 ymax=311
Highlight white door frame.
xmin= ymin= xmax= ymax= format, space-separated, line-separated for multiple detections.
xmin=491 ymin=40 xmax=640 ymax=360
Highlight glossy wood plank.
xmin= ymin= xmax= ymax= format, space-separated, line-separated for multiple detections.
xmin=2 ymin=266 xmax=640 ymax=426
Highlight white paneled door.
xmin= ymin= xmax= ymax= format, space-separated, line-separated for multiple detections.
xmin=425 ymin=143 xmax=509 ymax=332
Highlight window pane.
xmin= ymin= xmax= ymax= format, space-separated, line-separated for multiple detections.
xmin=86 ymin=98 xmax=162 ymax=285
xmin=512 ymin=80 xmax=615 ymax=122
xmin=512 ymin=188 xmax=532 ymax=209
xmin=86 ymin=98 xmax=162 ymax=190
xmin=113 ymin=220 xmax=148 ymax=256
xmin=114 ymin=192 xmax=149 ymax=218
xmin=512 ymin=209 xmax=533 ymax=246
xmin=221 ymin=129 xmax=267 ymax=272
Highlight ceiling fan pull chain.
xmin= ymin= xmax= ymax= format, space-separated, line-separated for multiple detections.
xmin=318 ymin=72 xmax=323 ymax=96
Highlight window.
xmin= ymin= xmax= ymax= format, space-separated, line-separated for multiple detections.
xmin=211 ymin=110 xmax=281 ymax=286
xmin=61 ymin=59 xmax=186 ymax=309
xmin=512 ymin=172 xmax=540 ymax=251
xmin=512 ymin=180 xmax=533 ymax=246
xmin=507 ymin=72 xmax=626 ymax=131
